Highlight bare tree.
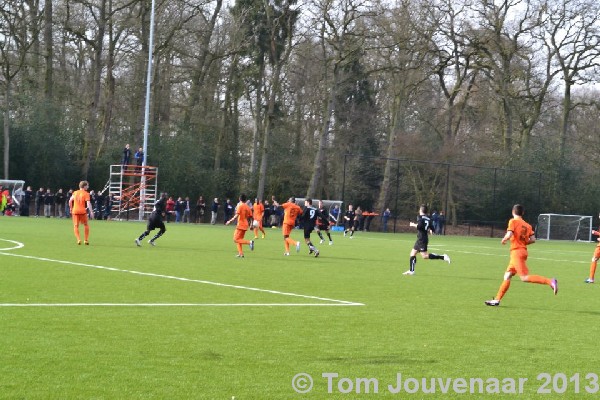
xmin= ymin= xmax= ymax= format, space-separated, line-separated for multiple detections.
xmin=0 ymin=1 xmax=36 ymax=179
xmin=544 ymin=0 xmax=600 ymax=168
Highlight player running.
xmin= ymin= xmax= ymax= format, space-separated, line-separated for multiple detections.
xmin=273 ymin=197 xmax=303 ymax=256
xmin=315 ymin=200 xmax=336 ymax=245
xmin=301 ymin=198 xmax=327 ymax=257
xmin=226 ymin=194 xmax=254 ymax=258
xmin=135 ymin=192 xmax=168 ymax=246
xmin=343 ymin=204 xmax=356 ymax=238
xmin=403 ymin=205 xmax=450 ymax=275
xmin=585 ymin=213 xmax=600 ymax=283
xmin=485 ymin=204 xmax=558 ymax=306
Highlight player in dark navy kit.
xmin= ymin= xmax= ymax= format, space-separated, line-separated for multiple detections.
xmin=315 ymin=200 xmax=336 ymax=245
xmin=403 ymin=204 xmax=450 ymax=275
xmin=301 ymin=198 xmax=326 ymax=257
xmin=135 ymin=192 xmax=168 ymax=247
xmin=343 ymin=204 xmax=357 ymax=238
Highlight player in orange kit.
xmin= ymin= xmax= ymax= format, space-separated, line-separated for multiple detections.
xmin=273 ymin=197 xmax=302 ymax=256
xmin=252 ymin=198 xmax=266 ymax=239
xmin=68 ymin=180 xmax=94 ymax=245
xmin=585 ymin=213 xmax=600 ymax=283
xmin=226 ymin=194 xmax=254 ymax=258
xmin=485 ymin=204 xmax=558 ymax=306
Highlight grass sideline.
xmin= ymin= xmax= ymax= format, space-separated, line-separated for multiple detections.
xmin=0 ymin=216 xmax=598 ymax=399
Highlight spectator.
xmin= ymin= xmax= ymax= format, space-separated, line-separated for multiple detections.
xmin=134 ymin=147 xmax=144 ymax=167
xmin=356 ymin=206 xmax=364 ymax=231
xmin=264 ymin=200 xmax=273 ymax=227
xmin=95 ymin=190 xmax=105 ymax=220
xmin=55 ymin=188 xmax=66 ymax=218
xmin=195 ymin=196 xmax=206 ymax=223
xmin=166 ymin=196 xmax=175 ymax=223
xmin=35 ymin=187 xmax=44 ymax=217
xmin=437 ymin=211 xmax=446 ymax=235
xmin=21 ymin=186 xmax=33 ymax=217
xmin=175 ymin=196 xmax=184 ymax=223
xmin=183 ymin=196 xmax=191 ymax=223
xmin=382 ymin=208 xmax=391 ymax=232
xmin=43 ymin=188 xmax=54 ymax=218
xmin=210 ymin=198 xmax=219 ymax=225
xmin=331 ymin=204 xmax=341 ymax=225
xmin=104 ymin=193 xmax=114 ymax=220
xmin=122 ymin=143 xmax=131 ymax=165
xmin=65 ymin=189 xmax=73 ymax=218
xmin=224 ymin=199 xmax=234 ymax=224
xmin=431 ymin=210 xmax=439 ymax=234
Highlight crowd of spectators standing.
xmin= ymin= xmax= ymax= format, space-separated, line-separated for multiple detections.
xmin=4 ymin=184 xmax=403 ymax=234
xmin=8 ymin=185 xmax=115 ymax=220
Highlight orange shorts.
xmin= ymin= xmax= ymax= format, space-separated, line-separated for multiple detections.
xmin=282 ymin=223 xmax=294 ymax=237
xmin=506 ymin=248 xmax=529 ymax=276
xmin=72 ymin=214 xmax=88 ymax=225
xmin=233 ymin=228 xmax=247 ymax=242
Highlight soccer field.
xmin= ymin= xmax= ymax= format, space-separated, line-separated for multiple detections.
xmin=1 ymin=217 xmax=598 ymax=399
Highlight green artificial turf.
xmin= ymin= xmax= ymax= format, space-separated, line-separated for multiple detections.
xmin=1 ymin=216 xmax=598 ymax=399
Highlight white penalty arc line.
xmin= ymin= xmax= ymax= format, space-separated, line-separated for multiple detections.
xmin=0 ymin=251 xmax=364 ymax=307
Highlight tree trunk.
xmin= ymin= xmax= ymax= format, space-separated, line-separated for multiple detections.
xmin=3 ymin=79 xmax=11 ymax=179
xmin=214 ymin=54 xmax=239 ymax=171
xmin=375 ymin=93 xmax=402 ymax=214
xmin=257 ymin=63 xmax=283 ymax=200
xmin=182 ymin=0 xmax=222 ymax=130
xmin=249 ymin=65 xmax=264 ymax=177
xmin=100 ymin=0 xmax=116 ymax=157
xmin=44 ymin=0 xmax=53 ymax=100
xmin=306 ymin=66 xmax=338 ymax=199
xmin=81 ymin=0 xmax=106 ymax=179
xmin=558 ymin=83 xmax=572 ymax=169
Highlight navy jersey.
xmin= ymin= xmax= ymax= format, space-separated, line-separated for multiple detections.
xmin=317 ymin=207 xmax=331 ymax=226
xmin=302 ymin=206 xmax=324 ymax=228
xmin=151 ymin=197 xmax=167 ymax=220
xmin=416 ymin=215 xmax=432 ymax=243
xmin=345 ymin=210 xmax=356 ymax=222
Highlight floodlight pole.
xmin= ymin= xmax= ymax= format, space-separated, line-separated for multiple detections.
xmin=139 ymin=0 xmax=156 ymax=220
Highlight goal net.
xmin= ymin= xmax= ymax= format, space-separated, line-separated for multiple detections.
xmin=537 ymin=214 xmax=593 ymax=241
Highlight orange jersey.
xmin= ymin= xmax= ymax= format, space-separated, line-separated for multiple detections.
xmin=235 ymin=202 xmax=252 ymax=230
xmin=282 ymin=202 xmax=302 ymax=226
xmin=70 ymin=189 xmax=90 ymax=215
xmin=507 ymin=217 xmax=533 ymax=251
xmin=253 ymin=202 xmax=265 ymax=220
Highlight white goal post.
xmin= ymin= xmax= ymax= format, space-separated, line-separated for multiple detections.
xmin=537 ymin=213 xmax=593 ymax=241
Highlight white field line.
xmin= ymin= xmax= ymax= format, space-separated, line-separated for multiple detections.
xmin=0 ymin=303 xmax=361 ymax=307
xmin=0 ymin=244 xmax=364 ymax=307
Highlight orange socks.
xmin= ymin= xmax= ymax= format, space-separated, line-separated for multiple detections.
xmin=284 ymin=238 xmax=296 ymax=252
xmin=590 ymin=261 xmax=597 ymax=280
xmin=526 ymin=275 xmax=551 ymax=285
xmin=495 ymin=280 xmax=511 ymax=301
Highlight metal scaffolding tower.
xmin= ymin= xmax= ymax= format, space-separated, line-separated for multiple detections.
xmin=108 ymin=164 xmax=158 ymax=220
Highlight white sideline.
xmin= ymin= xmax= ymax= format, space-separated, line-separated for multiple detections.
xmin=0 ymin=303 xmax=361 ymax=307
xmin=0 ymin=239 xmax=364 ymax=307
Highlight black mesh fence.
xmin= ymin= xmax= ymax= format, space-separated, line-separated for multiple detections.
xmin=341 ymin=155 xmax=542 ymax=237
